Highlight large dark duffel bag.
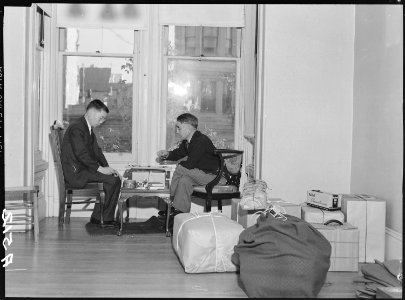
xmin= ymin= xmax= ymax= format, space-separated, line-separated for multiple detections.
xmin=231 ymin=212 xmax=331 ymax=298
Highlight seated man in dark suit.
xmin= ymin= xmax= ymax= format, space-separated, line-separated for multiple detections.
xmin=61 ymin=99 xmax=122 ymax=226
xmin=157 ymin=113 xmax=226 ymax=218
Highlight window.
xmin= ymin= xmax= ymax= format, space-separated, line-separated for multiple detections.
xmin=163 ymin=26 xmax=241 ymax=150
xmin=59 ymin=28 xmax=136 ymax=159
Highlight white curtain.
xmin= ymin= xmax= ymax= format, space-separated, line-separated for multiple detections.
xmin=159 ymin=4 xmax=245 ymax=27
xmin=56 ymin=4 xmax=148 ymax=29
xmin=57 ymin=4 xmax=245 ymax=29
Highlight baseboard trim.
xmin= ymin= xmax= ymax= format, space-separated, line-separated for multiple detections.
xmin=385 ymin=227 xmax=403 ymax=261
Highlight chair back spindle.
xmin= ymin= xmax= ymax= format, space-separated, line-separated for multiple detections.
xmin=49 ymin=126 xmax=67 ymax=196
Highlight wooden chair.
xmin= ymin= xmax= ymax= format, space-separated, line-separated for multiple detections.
xmin=192 ymin=149 xmax=244 ymax=212
xmin=49 ymin=122 xmax=106 ymax=225
xmin=5 ymin=186 xmax=40 ymax=243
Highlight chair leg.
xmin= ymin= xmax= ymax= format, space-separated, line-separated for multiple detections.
xmin=32 ymin=190 xmax=39 ymax=243
xmin=205 ymin=195 xmax=212 ymax=212
xmin=65 ymin=190 xmax=73 ymax=224
xmin=98 ymin=185 xmax=105 ymax=226
xmin=59 ymin=189 xmax=66 ymax=225
xmin=218 ymin=200 xmax=222 ymax=213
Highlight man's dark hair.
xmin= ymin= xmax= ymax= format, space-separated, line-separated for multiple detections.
xmin=177 ymin=113 xmax=198 ymax=129
xmin=86 ymin=99 xmax=109 ymax=114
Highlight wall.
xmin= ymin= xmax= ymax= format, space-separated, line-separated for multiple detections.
xmin=351 ymin=5 xmax=403 ymax=239
xmin=4 ymin=7 xmax=27 ymax=187
xmin=258 ymin=5 xmax=355 ymax=204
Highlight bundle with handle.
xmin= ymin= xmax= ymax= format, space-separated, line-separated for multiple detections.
xmin=232 ymin=212 xmax=331 ymax=298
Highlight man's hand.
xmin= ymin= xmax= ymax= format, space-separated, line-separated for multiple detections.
xmin=116 ymin=171 xmax=123 ymax=181
xmin=157 ymin=150 xmax=169 ymax=160
xmin=98 ymin=166 xmax=121 ymax=179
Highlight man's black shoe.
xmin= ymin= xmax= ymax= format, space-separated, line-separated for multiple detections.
xmin=157 ymin=208 xmax=183 ymax=233
xmin=103 ymin=220 xmax=118 ymax=227
xmin=158 ymin=207 xmax=178 ymax=217
xmin=172 ymin=208 xmax=183 ymax=216
xmin=90 ymin=217 xmax=101 ymax=225
xmin=158 ymin=210 xmax=166 ymax=217
xmin=167 ymin=210 xmax=183 ymax=233
xmin=90 ymin=217 xmax=117 ymax=227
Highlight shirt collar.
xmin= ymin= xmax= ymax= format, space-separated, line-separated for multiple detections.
xmin=84 ymin=117 xmax=92 ymax=134
xmin=187 ymin=130 xmax=196 ymax=143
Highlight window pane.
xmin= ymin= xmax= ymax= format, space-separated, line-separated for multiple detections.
xmin=202 ymin=27 xmax=240 ymax=57
xmin=59 ymin=28 xmax=134 ymax=53
xmin=166 ymin=26 xmax=240 ymax=58
xmin=62 ymin=56 xmax=133 ymax=153
xmin=166 ymin=59 xmax=236 ymax=150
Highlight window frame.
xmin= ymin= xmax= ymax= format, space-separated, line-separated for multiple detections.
xmin=33 ymin=6 xmax=46 ymax=164
xmin=57 ymin=29 xmax=140 ymax=163
xmin=161 ymin=26 xmax=242 ymax=151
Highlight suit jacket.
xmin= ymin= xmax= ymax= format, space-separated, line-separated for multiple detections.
xmin=166 ymin=130 xmax=219 ymax=174
xmin=61 ymin=116 xmax=108 ymax=188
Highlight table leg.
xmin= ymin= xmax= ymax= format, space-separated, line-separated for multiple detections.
xmin=166 ymin=200 xmax=172 ymax=237
xmin=117 ymin=197 xmax=125 ymax=236
xmin=125 ymin=197 xmax=130 ymax=222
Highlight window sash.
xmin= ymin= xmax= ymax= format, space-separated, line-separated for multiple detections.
xmin=163 ymin=26 xmax=242 ymax=58
xmin=161 ymin=55 xmax=241 ymax=150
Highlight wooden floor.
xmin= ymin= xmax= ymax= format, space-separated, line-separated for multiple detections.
xmin=5 ymin=217 xmax=364 ymax=298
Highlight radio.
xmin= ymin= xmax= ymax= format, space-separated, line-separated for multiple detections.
xmin=306 ymin=190 xmax=342 ymax=210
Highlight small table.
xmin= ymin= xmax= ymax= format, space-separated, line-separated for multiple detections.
xmin=116 ymin=166 xmax=174 ymax=237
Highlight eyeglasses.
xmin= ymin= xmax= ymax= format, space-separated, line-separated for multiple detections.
xmin=175 ymin=123 xmax=191 ymax=133
xmin=175 ymin=124 xmax=184 ymax=132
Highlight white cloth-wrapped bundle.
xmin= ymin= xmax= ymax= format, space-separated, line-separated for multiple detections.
xmin=240 ymin=179 xmax=269 ymax=210
xmin=172 ymin=212 xmax=244 ymax=273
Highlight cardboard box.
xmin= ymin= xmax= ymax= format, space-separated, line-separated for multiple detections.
xmin=376 ymin=287 xmax=402 ymax=299
xmin=126 ymin=166 xmax=167 ymax=186
xmin=231 ymin=198 xmax=301 ymax=228
xmin=311 ymin=222 xmax=359 ymax=272
xmin=307 ymin=190 xmax=342 ymax=210
xmin=341 ymin=194 xmax=386 ymax=263
xmin=301 ymin=204 xmax=345 ymax=224
xmin=172 ymin=212 xmax=243 ymax=273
